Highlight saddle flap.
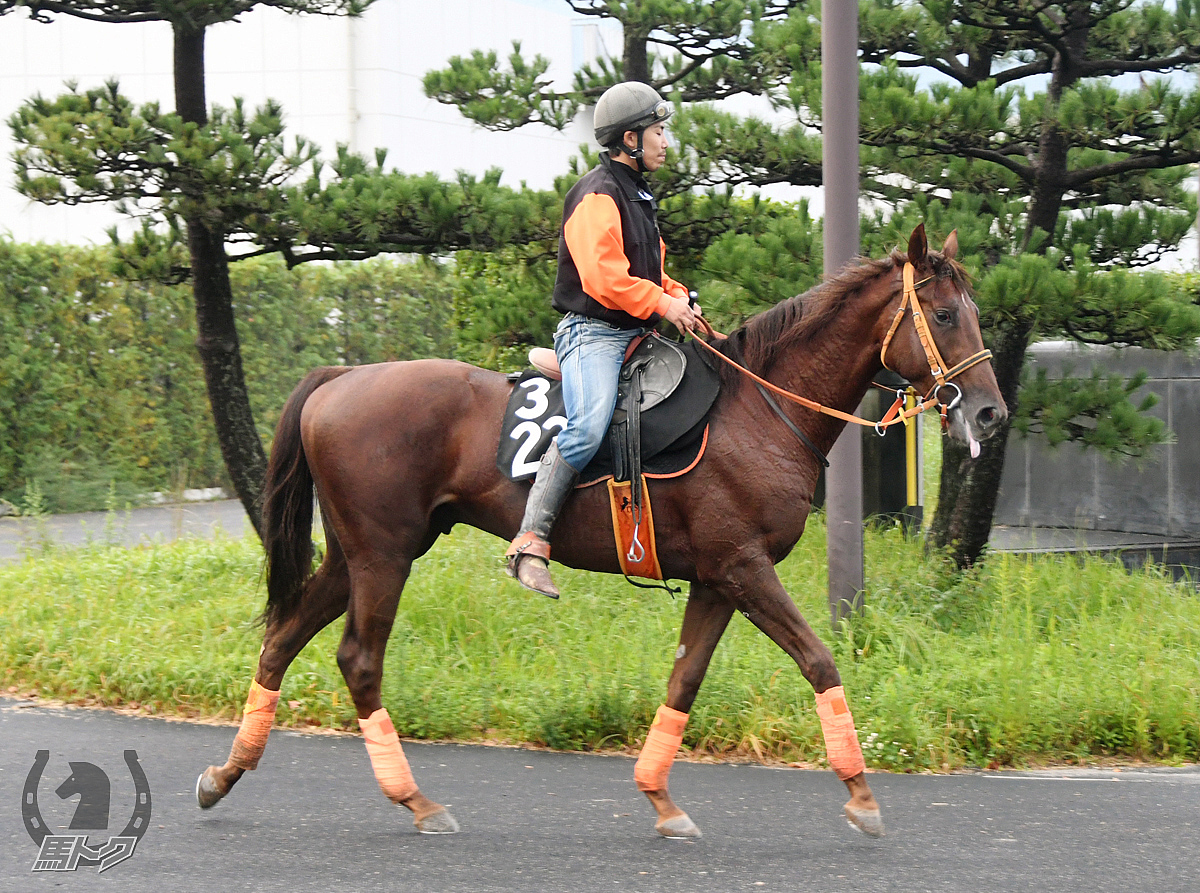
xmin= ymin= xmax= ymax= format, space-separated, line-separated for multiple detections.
xmin=618 ymin=333 xmax=687 ymax=413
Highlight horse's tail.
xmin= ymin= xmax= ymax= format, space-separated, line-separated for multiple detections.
xmin=261 ymin=366 xmax=352 ymax=626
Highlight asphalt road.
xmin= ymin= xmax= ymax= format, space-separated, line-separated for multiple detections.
xmin=2 ymin=699 xmax=1198 ymax=893
xmin=0 ymin=500 xmax=252 ymax=562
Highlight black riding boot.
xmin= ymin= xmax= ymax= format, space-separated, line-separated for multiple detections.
xmin=505 ymin=442 xmax=579 ymax=598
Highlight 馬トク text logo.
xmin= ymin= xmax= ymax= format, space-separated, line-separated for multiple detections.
xmin=22 ymin=749 xmax=152 ymax=873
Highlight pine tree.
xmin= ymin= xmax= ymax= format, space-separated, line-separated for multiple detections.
xmin=1 ymin=0 xmax=369 ymax=532
xmin=854 ymin=0 xmax=1200 ymax=565
xmin=4 ymin=1 xmax=562 ymax=529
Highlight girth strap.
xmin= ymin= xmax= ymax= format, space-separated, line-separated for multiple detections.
xmin=627 ymin=364 xmax=645 ymax=561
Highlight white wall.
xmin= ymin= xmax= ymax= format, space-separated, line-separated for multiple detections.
xmin=0 ymin=0 xmax=615 ymax=245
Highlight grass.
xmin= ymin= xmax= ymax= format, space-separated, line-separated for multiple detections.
xmin=0 ymin=518 xmax=1197 ymax=771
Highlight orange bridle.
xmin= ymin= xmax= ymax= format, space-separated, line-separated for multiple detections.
xmin=690 ymin=262 xmax=993 ymax=433
xmin=879 ymin=262 xmax=994 ymax=419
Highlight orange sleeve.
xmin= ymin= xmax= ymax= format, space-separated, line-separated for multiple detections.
xmin=563 ymin=192 xmax=672 ymax=320
xmin=660 ymin=238 xmax=689 ymax=300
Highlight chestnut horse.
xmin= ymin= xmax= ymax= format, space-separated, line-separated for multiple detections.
xmin=196 ymin=225 xmax=1005 ymax=840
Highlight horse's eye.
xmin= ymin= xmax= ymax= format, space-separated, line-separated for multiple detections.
xmin=934 ymin=309 xmax=953 ymax=326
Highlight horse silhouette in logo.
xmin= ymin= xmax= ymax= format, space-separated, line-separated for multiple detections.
xmin=22 ymin=750 xmax=151 ymax=873
xmin=56 ymin=761 xmax=111 ymax=829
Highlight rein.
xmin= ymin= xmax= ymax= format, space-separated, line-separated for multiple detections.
xmin=689 ymin=261 xmax=993 ymax=434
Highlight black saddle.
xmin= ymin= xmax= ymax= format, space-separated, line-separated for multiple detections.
xmin=497 ymin=333 xmax=721 ymax=483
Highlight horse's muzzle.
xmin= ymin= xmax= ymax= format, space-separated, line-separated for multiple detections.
xmin=949 ymin=396 xmax=1007 ymax=458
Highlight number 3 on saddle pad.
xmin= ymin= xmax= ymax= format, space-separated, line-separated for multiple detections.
xmin=498 ymin=374 xmax=568 ymax=479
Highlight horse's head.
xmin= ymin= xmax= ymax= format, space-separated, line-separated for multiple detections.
xmin=877 ymin=224 xmax=1006 ymax=455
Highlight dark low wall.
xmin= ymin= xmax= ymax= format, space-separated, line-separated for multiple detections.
xmin=995 ymin=341 xmax=1200 ymax=537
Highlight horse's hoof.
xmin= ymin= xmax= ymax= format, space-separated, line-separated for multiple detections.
xmin=656 ymin=812 xmax=702 ymax=839
xmin=844 ymin=803 xmax=885 ymax=838
xmin=196 ymin=768 xmax=225 ymax=810
xmin=414 ymin=807 xmax=460 ymax=834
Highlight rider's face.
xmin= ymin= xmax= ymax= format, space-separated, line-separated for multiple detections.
xmin=621 ymin=124 xmax=669 ymax=172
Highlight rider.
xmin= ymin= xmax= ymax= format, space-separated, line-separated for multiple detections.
xmin=505 ymin=81 xmax=701 ymax=599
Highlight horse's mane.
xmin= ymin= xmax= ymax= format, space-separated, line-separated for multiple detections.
xmin=708 ymin=248 xmax=970 ymax=387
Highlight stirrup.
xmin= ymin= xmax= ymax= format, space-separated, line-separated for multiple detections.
xmin=505 ymin=532 xmax=559 ymax=599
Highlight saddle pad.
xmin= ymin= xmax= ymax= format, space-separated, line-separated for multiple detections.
xmin=496 ymin=339 xmax=721 ymax=483
xmin=608 ymin=477 xmax=662 ymax=580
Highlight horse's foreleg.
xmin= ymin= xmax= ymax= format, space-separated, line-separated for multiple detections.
xmin=636 ymin=581 xmax=734 ymax=839
xmin=337 ymin=559 xmax=459 ymax=835
xmin=197 ymin=554 xmax=351 ymax=809
xmin=729 ymin=562 xmax=884 ymax=838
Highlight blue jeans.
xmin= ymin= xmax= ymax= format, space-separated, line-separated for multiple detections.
xmin=553 ymin=312 xmax=647 ymax=473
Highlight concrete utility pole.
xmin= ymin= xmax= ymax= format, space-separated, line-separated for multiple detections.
xmin=822 ymin=0 xmax=864 ymax=629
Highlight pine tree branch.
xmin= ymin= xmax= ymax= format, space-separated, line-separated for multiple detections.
xmin=1063 ymin=317 xmax=1124 ymax=345
xmin=954 ymin=1 xmax=1062 ymax=42
xmin=0 ymin=0 xmax=165 ymax=23
xmin=1 ymin=0 xmax=366 ymax=26
xmin=879 ymin=139 xmax=1035 ymax=182
xmin=992 ymin=58 xmax=1053 ymax=86
xmin=1066 ymin=149 xmax=1200 ymax=189
xmin=655 ymin=56 xmax=709 ymax=93
xmin=1079 ymin=51 xmax=1200 ymax=77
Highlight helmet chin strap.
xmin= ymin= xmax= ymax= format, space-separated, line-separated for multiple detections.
xmin=624 ymin=130 xmax=647 ymax=172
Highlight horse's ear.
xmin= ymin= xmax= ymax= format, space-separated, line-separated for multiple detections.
xmin=942 ymin=229 xmax=959 ymax=261
xmin=907 ymin=224 xmax=928 ymax=267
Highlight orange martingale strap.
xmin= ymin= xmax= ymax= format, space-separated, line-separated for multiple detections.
xmin=815 ymin=686 xmax=866 ymax=780
xmin=359 ymin=708 xmax=418 ymax=803
xmin=634 ymin=705 xmax=689 ymax=792
xmin=229 ymin=679 xmax=280 ymax=771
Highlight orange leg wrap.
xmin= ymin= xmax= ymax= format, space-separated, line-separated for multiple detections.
xmin=634 ymin=705 xmax=689 ymax=792
xmin=815 ymin=685 xmax=866 ymax=780
xmin=359 ymin=708 xmax=419 ymax=803
xmin=228 ymin=679 xmax=280 ymax=770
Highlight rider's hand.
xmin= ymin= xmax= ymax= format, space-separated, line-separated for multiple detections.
xmin=663 ymin=294 xmax=697 ymax=335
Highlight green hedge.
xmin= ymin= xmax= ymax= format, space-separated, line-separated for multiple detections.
xmin=4 ymin=239 xmax=1195 ymax=515
xmin=0 ymin=242 xmax=452 ymax=511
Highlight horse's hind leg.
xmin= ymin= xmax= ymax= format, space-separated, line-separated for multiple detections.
xmin=636 ymin=581 xmax=735 ymax=838
xmin=337 ymin=555 xmax=459 ymax=834
xmin=197 ymin=546 xmax=351 ymax=808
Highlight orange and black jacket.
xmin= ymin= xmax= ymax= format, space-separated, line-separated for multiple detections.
xmin=552 ymin=154 xmax=688 ymax=330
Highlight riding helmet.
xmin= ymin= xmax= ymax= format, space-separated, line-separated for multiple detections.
xmin=593 ymin=82 xmax=673 ymax=150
